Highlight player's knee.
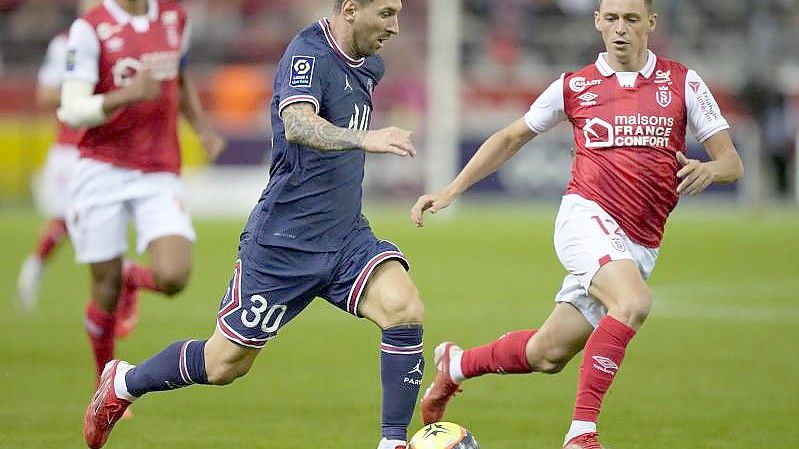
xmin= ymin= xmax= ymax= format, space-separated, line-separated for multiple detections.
xmin=154 ymin=267 xmax=191 ymax=296
xmin=612 ymin=294 xmax=652 ymax=329
xmin=205 ymin=359 xmax=252 ymax=385
xmin=381 ymin=288 xmax=424 ymax=327
xmin=530 ymin=347 xmax=573 ymax=374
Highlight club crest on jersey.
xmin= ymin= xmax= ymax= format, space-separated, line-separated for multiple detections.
xmin=656 ymin=86 xmax=672 ymax=108
xmin=289 ymin=56 xmax=315 ymax=87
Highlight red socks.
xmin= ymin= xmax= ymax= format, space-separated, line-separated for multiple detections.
xmin=85 ymin=300 xmax=116 ymax=380
xmin=573 ymin=315 xmax=636 ymax=422
xmin=124 ymin=262 xmax=159 ymax=292
xmin=35 ymin=218 xmax=68 ymax=261
xmin=461 ymin=330 xmax=536 ymax=378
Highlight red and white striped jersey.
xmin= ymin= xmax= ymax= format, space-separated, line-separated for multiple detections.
xmin=524 ymin=50 xmax=730 ymax=247
xmin=64 ymin=0 xmax=190 ymax=174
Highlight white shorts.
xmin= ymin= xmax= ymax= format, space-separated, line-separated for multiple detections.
xmin=553 ymin=194 xmax=658 ymax=327
xmin=33 ymin=144 xmax=80 ymax=217
xmin=66 ymin=158 xmax=196 ymax=264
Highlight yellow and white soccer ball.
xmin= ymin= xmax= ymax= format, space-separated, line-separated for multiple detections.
xmin=408 ymin=422 xmax=479 ymax=449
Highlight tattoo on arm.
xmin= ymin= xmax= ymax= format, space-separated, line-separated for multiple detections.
xmin=282 ymin=102 xmax=366 ymax=151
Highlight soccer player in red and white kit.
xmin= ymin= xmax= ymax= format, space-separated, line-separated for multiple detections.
xmin=58 ymin=0 xmax=225 ymax=382
xmin=16 ymin=0 xmax=100 ymax=312
xmin=412 ymin=1 xmax=743 ymax=448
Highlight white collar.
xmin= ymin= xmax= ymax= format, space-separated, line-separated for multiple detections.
xmin=104 ymin=0 xmax=159 ymax=25
xmin=595 ymin=49 xmax=657 ymax=78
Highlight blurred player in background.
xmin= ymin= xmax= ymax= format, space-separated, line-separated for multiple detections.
xmin=413 ymin=0 xmax=743 ymax=448
xmin=57 ymin=0 xmax=225 ymax=385
xmin=82 ymin=1 xmax=423 ymax=449
xmin=15 ymin=0 xmax=100 ymax=312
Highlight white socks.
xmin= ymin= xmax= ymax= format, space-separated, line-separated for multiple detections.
xmin=113 ymin=361 xmax=136 ymax=402
xmin=449 ymin=347 xmax=465 ymax=383
xmin=377 ymin=437 xmax=406 ymax=449
xmin=564 ymin=420 xmax=596 ymax=444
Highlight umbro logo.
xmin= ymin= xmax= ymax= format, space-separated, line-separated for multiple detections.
xmin=578 ymin=92 xmax=599 ymax=106
xmin=592 ymin=355 xmax=619 ymax=374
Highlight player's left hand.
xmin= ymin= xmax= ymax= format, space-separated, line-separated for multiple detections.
xmin=201 ymin=130 xmax=227 ymax=161
xmin=411 ymin=190 xmax=456 ymax=227
xmin=676 ymin=152 xmax=714 ymax=196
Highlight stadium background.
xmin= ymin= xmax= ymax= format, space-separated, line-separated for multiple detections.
xmin=0 ymin=1 xmax=797 ymax=448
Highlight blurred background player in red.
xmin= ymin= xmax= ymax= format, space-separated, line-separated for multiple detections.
xmin=15 ymin=0 xmax=100 ymax=312
xmin=57 ymin=0 xmax=225 ymax=383
xmin=412 ymin=0 xmax=744 ymax=448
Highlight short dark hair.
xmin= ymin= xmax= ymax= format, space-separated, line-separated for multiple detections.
xmin=334 ymin=0 xmax=373 ymax=12
xmin=598 ymin=0 xmax=653 ymax=13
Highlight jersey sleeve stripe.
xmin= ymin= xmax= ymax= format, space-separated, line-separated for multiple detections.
xmin=278 ymin=95 xmax=320 ymax=115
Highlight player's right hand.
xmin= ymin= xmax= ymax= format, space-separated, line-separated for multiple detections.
xmin=128 ymin=69 xmax=161 ymax=102
xmin=362 ymin=126 xmax=416 ymax=157
xmin=411 ymin=190 xmax=455 ymax=227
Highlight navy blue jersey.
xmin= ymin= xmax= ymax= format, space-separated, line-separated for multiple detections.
xmin=256 ymin=18 xmax=385 ymax=252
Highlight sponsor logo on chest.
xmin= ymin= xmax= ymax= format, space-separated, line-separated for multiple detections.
xmin=569 ymin=76 xmax=602 ymax=93
xmin=111 ymin=50 xmax=181 ymax=87
xmin=582 ymin=114 xmax=676 ymax=149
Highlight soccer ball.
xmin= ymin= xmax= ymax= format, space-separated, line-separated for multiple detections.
xmin=408 ymin=422 xmax=479 ymax=449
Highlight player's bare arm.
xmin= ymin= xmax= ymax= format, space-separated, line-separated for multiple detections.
xmin=411 ymin=118 xmax=536 ymax=227
xmin=178 ymin=72 xmax=226 ymax=160
xmin=676 ymin=130 xmax=743 ymax=196
xmin=282 ymin=102 xmax=415 ymax=157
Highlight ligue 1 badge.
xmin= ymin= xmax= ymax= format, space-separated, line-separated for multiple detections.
xmin=289 ymin=56 xmax=316 ymax=87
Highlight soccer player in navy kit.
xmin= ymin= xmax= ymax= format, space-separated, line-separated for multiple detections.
xmin=83 ymin=2 xmax=423 ymax=449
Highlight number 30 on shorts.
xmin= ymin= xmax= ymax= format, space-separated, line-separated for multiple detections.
xmin=241 ymin=295 xmax=287 ymax=333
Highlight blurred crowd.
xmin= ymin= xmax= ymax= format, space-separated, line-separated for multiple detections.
xmin=0 ymin=0 xmax=797 ymax=199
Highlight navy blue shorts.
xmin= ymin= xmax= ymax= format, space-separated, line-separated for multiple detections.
xmin=216 ymin=227 xmax=409 ymax=348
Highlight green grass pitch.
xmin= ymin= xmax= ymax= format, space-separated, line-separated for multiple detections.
xmin=1 ymin=204 xmax=797 ymax=448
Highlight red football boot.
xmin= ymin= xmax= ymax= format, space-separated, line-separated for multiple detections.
xmin=563 ymin=432 xmax=605 ymax=449
xmin=84 ymin=360 xmax=132 ymax=449
xmin=420 ymin=342 xmax=463 ymax=424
